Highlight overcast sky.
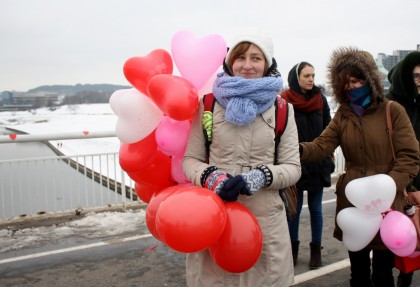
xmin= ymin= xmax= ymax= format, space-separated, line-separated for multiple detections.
xmin=1 ymin=0 xmax=419 ymax=92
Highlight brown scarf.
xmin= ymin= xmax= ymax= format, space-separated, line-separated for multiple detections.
xmin=281 ymin=89 xmax=323 ymax=113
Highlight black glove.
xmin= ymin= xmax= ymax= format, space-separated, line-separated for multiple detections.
xmin=218 ymin=174 xmax=247 ymax=201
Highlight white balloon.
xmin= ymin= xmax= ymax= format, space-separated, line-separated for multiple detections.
xmin=337 ymin=207 xmax=383 ymax=252
xmin=345 ymin=174 xmax=396 ymax=214
xmin=114 ymin=89 xmax=163 ymax=143
xmin=109 ymin=88 xmax=131 ymax=115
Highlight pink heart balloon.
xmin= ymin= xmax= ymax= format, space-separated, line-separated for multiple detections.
xmin=171 ymin=30 xmax=227 ymax=90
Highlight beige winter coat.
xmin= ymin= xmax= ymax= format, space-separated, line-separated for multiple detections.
xmin=182 ymin=99 xmax=301 ymax=287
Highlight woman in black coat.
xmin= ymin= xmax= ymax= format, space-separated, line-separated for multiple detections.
xmin=281 ymin=62 xmax=333 ymax=269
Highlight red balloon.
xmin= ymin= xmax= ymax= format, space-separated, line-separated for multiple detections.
xmin=145 ymin=185 xmax=187 ymax=239
xmin=209 ymin=201 xmax=263 ymax=273
xmin=155 ymin=187 xmax=226 ymax=253
xmin=147 ymin=74 xmax=199 ymax=121
xmin=123 ymin=49 xmax=173 ymax=95
xmin=127 ymin=151 xmax=172 ymax=186
xmin=134 ymin=181 xmax=173 ymax=204
xmin=119 ymin=130 xmax=158 ymax=173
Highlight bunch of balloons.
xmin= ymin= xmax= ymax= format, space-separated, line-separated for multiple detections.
xmin=337 ymin=174 xmax=417 ymax=257
xmin=110 ymin=30 xmax=263 ymax=272
xmin=146 ymin=185 xmax=263 ymax=273
xmin=109 ymin=30 xmax=227 ymax=202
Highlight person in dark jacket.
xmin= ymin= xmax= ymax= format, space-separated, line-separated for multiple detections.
xmin=387 ymin=50 xmax=420 ymax=287
xmin=281 ymin=62 xmax=333 ymax=269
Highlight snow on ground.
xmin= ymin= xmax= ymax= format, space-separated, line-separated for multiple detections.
xmin=0 ymin=209 xmax=146 ymax=253
xmin=0 ymin=104 xmax=147 ymax=253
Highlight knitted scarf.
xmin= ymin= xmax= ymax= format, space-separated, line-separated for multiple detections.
xmin=281 ymin=89 xmax=323 ymax=113
xmin=212 ymin=72 xmax=283 ymax=126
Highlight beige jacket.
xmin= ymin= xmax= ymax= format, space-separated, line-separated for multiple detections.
xmin=182 ymin=99 xmax=301 ymax=287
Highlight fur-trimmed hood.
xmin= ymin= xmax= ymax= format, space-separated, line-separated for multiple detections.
xmin=387 ymin=51 xmax=420 ymax=104
xmin=327 ymin=47 xmax=384 ymax=105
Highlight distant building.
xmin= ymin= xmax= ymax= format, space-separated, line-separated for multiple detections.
xmin=12 ymin=91 xmax=60 ymax=108
xmin=0 ymin=91 xmax=62 ymax=111
xmin=376 ymin=45 xmax=419 ymax=93
xmin=377 ymin=46 xmax=419 ymax=72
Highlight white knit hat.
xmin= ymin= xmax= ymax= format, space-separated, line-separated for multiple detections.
xmin=225 ymin=27 xmax=274 ymax=67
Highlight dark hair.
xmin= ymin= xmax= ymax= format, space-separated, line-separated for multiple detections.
xmin=297 ymin=62 xmax=314 ymax=76
xmin=336 ymin=66 xmax=366 ymax=100
xmin=225 ymin=42 xmax=269 ymax=75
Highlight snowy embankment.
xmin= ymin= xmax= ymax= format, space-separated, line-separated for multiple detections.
xmin=0 ymin=103 xmax=120 ymax=155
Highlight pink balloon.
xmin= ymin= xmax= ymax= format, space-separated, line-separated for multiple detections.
xmin=171 ymin=30 xmax=227 ymax=90
xmin=380 ymin=211 xmax=417 ymax=257
xmin=171 ymin=155 xmax=190 ymax=184
xmin=156 ymin=116 xmax=191 ymax=156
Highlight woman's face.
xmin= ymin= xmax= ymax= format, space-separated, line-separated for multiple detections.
xmin=231 ymin=44 xmax=266 ymax=79
xmin=299 ymin=65 xmax=315 ymax=92
xmin=413 ymin=65 xmax=420 ymax=88
xmin=346 ymin=77 xmax=366 ymax=90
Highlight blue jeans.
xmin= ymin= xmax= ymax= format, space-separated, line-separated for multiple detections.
xmin=289 ymin=185 xmax=323 ymax=244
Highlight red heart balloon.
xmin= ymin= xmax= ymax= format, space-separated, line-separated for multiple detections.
xmin=147 ymin=74 xmax=199 ymax=121
xmin=119 ymin=130 xmax=158 ymax=173
xmin=123 ymin=49 xmax=173 ymax=95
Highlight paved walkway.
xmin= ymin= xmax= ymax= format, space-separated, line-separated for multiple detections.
xmin=1 ymin=183 xmax=420 ymax=286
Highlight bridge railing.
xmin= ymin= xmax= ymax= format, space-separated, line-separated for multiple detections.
xmin=0 ymin=131 xmax=346 ymax=222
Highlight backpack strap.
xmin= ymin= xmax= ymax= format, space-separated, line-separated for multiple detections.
xmin=274 ymin=96 xmax=289 ymax=165
xmin=202 ymin=93 xmax=216 ymax=164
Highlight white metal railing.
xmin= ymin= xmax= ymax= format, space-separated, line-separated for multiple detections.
xmin=0 ymin=131 xmax=140 ymax=222
xmin=0 ymin=152 xmax=137 ymax=221
xmin=0 ymin=131 xmax=346 ymax=222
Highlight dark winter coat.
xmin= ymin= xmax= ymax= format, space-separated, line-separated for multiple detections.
xmin=281 ymin=73 xmax=333 ymax=190
xmin=300 ymin=47 xmax=419 ymax=249
xmin=386 ymin=51 xmax=420 ymax=189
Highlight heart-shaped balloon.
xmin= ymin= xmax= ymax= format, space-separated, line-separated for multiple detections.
xmin=380 ymin=210 xmax=417 ymax=257
xmin=112 ymin=89 xmax=163 ymax=143
xmin=337 ymin=207 xmax=383 ymax=251
xmin=171 ymin=30 xmax=227 ymax=90
xmin=147 ymin=74 xmax=198 ymax=121
xmin=345 ymin=174 xmax=396 ymax=214
xmin=123 ymin=49 xmax=173 ymax=95
xmin=156 ymin=116 xmax=191 ymax=157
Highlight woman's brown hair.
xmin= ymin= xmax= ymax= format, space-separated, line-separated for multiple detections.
xmin=225 ymin=42 xmax=269 ymax=75
xmin=335 ymin=66 xmax=366 ymax=102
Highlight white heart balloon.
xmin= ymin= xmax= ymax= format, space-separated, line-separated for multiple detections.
xmin=337 ymin=207 xmax=383 ymax=251
xmin=345 ymin=174 xmax=396 ymax=214
xmin=113 ymin=89 xmax=163 ymax=144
